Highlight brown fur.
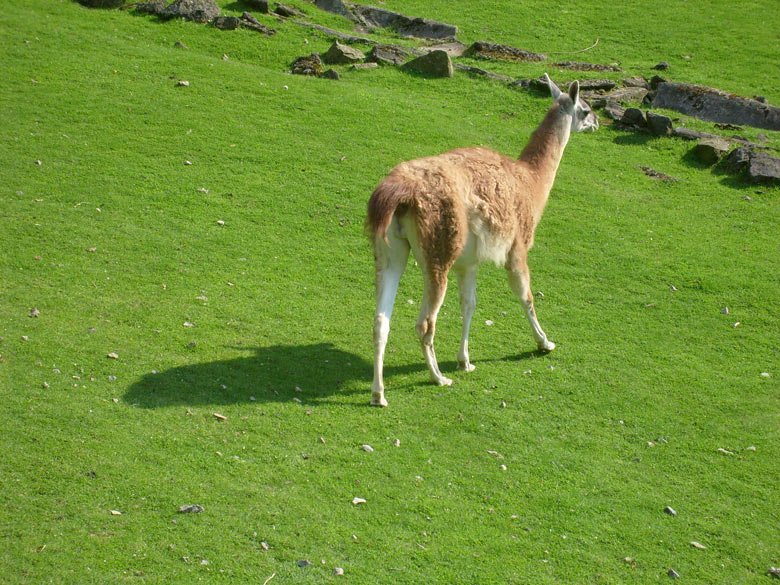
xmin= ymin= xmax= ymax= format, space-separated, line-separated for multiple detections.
xmin=366 ymin=100 xmax=571 ymax=270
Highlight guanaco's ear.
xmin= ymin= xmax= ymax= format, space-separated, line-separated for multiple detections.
xmin=544 ymin=73 xmax=562 ymax=100
xmin=568 ymin=80 xmax=580 ymax=103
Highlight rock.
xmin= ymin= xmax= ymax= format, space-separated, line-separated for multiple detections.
xmin=315 ymin=0 xmax=357 ymax=21
xmin=654 ymin=61 xmax=670 ymax=70
xmin=368 ymin=44 xmax=413 ymax=65
xmin=240 ymin=12 xmax=276 ymax=35
xmin=161 ymin=0 xmax=220 ymax=23
xmin=213 ymin=16 xmax=240 ymax=30
xmin=603 ymin=102 xmax=626 ymax=121
xmin=649 ymin=75 xmax=667 ymax=90
xmin=418 ymin=41 xmax=467 ymax=57
xmin=604 ymin=86 xmax=649 ymax=104
xmin=275 ymin=3 xmax=305 ymax=17
xmin=465 ymin=41 xmax=545 ymax=62
xmin=333 ymin=567 xmax=345 ymax=576
xmin=663 ymin=506 xmax=677 ymax=516
xmin=769 ymin=567 xmax=780 ymax=579
xmin=623 ymin=76 xmax=649 ymax=89
xmin=647 ymin=111 xmax=673 ymax=136
xmin=290 ymin=53 xmax=323 ymax=76
xmin=509 ymin=76 xmax=551 ymax=93
xmin=297 ymin=559 xmax=313 ymax=567
xmin=361 ymin=444 xmax=374 ymax=452
xmin=553 ymin=61 xmax=623 ymax=72
xmin=247 ymin=0 xmax=269 ymax=13
xmin=178 ymin=504 xmax=204 ymax=513
xmin=174 ymin=40 xmax=188 ymax=49
xmin=653 ymin=82 xmax=780 ymax=130
xmin=639 ymin=165 xmax=679 ymax=182
xmin=673 ymin=127 xmax=723 ymax=141
xmin=134 ymin=0 xmax=168 ymax=15
xmin=321 ymin=68 xmax=340 ymax=80
xmin=694 ymin=137 xmax=730 ymax=164
xmin=668 ymin=568 xmax=680 ymax=578
xmin=747 ymin=151 xmax=780 ymax=184
xmin=76 ymin=0 xmax=124 ymax=7
xmin=621 ymin=107 xmax=647 ymax=127
xmin=577 ymin=78 xmax=616 ymax=92
xmin=355 ymin=5 xmax=457 ymax=39
xmin=352 ymin=62 xmax=377 ymax=70
xmin=401 ymin=50 xmax=453 ymax=78
xmin=724 ymin=146 xmax=752 ymax=173
xmin=351 ymin=497 xmax=366 ymax=505
xmin=176 ymin=80 xmax=190 ymax=87
xmin=323 ymin=41 xmax=365 ymax=64
xmin=454 ymin=64 xmax=513 ymax=83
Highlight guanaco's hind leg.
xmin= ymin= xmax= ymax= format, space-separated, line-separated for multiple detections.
xmin=371 ymin=226 xmax=410 ymax=407
xmin=455 ymin=265 xmax=477 ymax=372
xmin=416 ymin=270 xmax=452 ymax=386
xmin=507 ymin=253 xmax=556 ymax=352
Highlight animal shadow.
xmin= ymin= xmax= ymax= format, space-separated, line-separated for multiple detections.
xmin=123 ymin=342 xmax=425 ymax=408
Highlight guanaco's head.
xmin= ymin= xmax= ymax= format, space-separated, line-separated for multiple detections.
xmin=544 ymin=73 xmax=599 ymax=133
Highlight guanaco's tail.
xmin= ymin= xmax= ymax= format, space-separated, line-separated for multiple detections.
xmin=365 ymin=178 xmax=416 ymax=243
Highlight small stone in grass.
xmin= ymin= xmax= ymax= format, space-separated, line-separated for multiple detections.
xmin=485 ymin=319 xmax=494 ymax=326
xmin=352 ymin=497 xmax=366 ymax=505
xmin=717 ymin=447 xmax=734 ymax=455
xmin=178 ymin=504 xmax=204 ymax=513
xmin=361 ymin=444 xmax=374 ymax=452
xmin=260 ymin=541 xmax=269 ymax=550
xmin=393 ymin=438 xmax=401 ymax=447
xmin=217 ymin=220 xmax=225 ymax=226
xmin=500 ymin=464 xmax=507 ymax=471
xmin=767 ymin=567 xmax=780 ymax=579
xmin=213 ymin=413 xmax=227 ymax=421
xmin=333 ymin=567 xmax=344 ymax=576
xmin=664 ymin=506 xmax=677 ymax=516
xmin=107 ymin=352 xmax=119 ymax=359
xmin=721 ymin=307 xmax=729 ymax=314
xmin=318 ymin=436 xmax=326 ymax=444
xmin=110 ymin=510 xmax=122 ymax=515
xmin=29 ymin=308 xmax=40 ymax=317
xmin=177 ymin=80 xmax=190 ymax=87
xmin=668 ymin=568 xmax=680 ymax=578
xmin=297 ymin=559 xmax=312 ymax=567
xmin=183 ymin=322 xmax=194 ymax=327
xmin=690 ymin=540 xmax=706 ymax=549
xmin=760 ymin=372 xmax=771 ymax=378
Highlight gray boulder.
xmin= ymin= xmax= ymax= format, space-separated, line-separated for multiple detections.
xmin=646 ymin=111 xmax=673 ymax=136
xmin=577 ymin=78 xmax=616 ymax=92
xmin=368 ymin=44 xmax=414 ymax=66
xmin=323 ymin=41 xmax=365 ymax=64
xmin=161 ymin=0 xmax=220 ymax=23
xmin=213 ymin=16 xmax=240 ymax=30
xmin=621 ymin=108 xmax=647 ymax=128
xmin=693 ymin=137 xmax=730 ymax=164
xmin=274 ymin=3 xmax=305 ymax=17
xmin=465 ymin=41 xmax=545 ymax=62
xmin=605 ymin=87 xmax=649 ymax=104
xmin=133 ymin=0 xmax=168 ymax=15
xmin=652 ymin=82 xmax=780 ymax=131
xmin=247 ymin=0 xmax=269 ymax=13
xmin=623 ymin=76 xmax=649 ymax=89
xmin=603 ymin=102 xmax=626 ymax=121
xmin=401 ymin=50 xmax=453 ymax=77
xmin=747 ymin=151 xmax=780 ymax=184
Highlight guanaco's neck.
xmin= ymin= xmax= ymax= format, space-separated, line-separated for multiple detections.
xmin=517 ymin=103 xmax=572 ymax=220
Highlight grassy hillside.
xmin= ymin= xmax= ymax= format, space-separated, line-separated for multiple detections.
xmin=1 ymin=1 xmax=778 ymax=584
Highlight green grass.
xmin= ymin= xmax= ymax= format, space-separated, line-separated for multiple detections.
xmin=1 ymin=1 xmax=779 ymax=584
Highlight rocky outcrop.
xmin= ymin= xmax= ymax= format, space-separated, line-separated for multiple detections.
xmin=652 ymin=82 xmax=780 ymax=131
xmin=401 ymin=50 xmax=453 ymax=78
xmin=746 ymin=151 xmax=780 ymax=183
xmin=646 ymin=111 xmax=673 ymax=136
xmin=314 ymin=0 xmax=457 ymax=39
xmin=693 ymin=137 xmax=730 ymax=164
xmin=355 ymin=5 xmax=457 ymax=39
xmin=213 ymin=16 xmax=240 ymax=30
xmin=465 ymin=41 xmax=545 ymax=62
xmin=161 ymin=0 xmax=220 ymax=23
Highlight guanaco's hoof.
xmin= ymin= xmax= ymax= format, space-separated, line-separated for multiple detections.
xmin=538 ymin=340 xmax=556 ymax=352
xmin=370 ymin=395 xmax=388 ymax=407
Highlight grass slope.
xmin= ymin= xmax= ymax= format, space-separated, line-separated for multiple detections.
xmin=1 ymin=1 xmax=778 ymax=584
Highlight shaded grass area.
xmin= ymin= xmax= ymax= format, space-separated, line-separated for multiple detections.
xmin=1 ymin=1 xmax=779 ymax=584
